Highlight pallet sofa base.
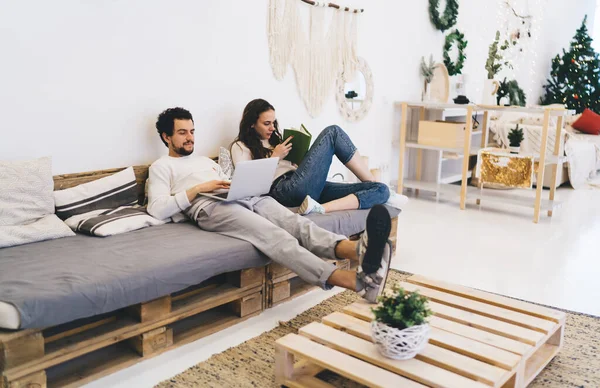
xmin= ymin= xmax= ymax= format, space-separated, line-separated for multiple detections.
xmin=0 ymin=268 xmax=265 ymax=388
xmin=0 ymin=166 xmax=400 ymax=388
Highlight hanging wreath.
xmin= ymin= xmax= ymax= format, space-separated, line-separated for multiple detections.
xmin=443 ymin=29 xmax=467 ymax=76
xmin=429 ymin=0 xmax=459 ymax=32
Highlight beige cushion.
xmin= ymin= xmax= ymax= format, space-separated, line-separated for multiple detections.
xmin=0 ymin=156 xmax=74 ymax=248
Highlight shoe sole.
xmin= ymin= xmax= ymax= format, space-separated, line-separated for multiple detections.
xmin=362 ymin=205 xmax=392 ymax=275
xmin=376 ymin=241 xmax=393 ymax=300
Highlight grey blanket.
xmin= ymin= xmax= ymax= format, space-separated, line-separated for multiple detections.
xmin=0 ymin=206 xmax=399 ymax=328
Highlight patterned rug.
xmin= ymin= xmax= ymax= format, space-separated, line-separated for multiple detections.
xmin=155 ymin=270 xmax=600 ymax=388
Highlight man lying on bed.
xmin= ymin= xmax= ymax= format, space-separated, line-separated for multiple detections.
xmin=146 ymin=107 xmax=393 ymax=303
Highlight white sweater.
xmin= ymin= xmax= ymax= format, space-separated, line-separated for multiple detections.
xmin=230 ymin=140 xmax=296 ymax=180
xmin=147 ymin=154 xmax=227 ymax=222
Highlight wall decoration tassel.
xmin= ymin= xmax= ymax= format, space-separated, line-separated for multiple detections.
xmin=267 ymin=0 xmax=361 ymax=117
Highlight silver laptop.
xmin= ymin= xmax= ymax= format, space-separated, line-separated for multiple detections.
xmin=199 ymin=158 xmax=279 ymax=201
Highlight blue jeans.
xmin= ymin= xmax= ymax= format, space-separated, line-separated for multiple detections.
xmin=270 ymin=125 xmax=390 ymax=209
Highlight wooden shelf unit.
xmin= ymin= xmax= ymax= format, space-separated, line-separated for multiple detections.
xmin=395 ymin=102 xmax=572 ymax=223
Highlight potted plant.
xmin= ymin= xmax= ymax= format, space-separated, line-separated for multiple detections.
xmin=420 ymin=55 xmax=436 ymax=101
xmin=508 ymin=124 xmax=524 ymax=154
xmin=370 ymin=284 xmax=432 ymax=360
xmin=483 ymin=31 xmax=510 ymax=105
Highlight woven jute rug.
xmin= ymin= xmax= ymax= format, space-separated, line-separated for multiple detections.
xmin=156 ymin=270 xmax=600 ymax=388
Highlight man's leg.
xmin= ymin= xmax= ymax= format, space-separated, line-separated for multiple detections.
xmin=252 ymin=198 xmax=394 ymax=301
xmin=196 ymin=201 xmax=340 ymax=290
xmin=252 ymin=197 xmax=348 ymax=259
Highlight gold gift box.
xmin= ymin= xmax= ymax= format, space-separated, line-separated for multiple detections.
xmin=478 ymin=148 xmax=534 ymax=189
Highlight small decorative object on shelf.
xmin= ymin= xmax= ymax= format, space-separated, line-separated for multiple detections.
xmin=496 ymin=78 xmax=527 ymax=106
xmin=420 ymin=55 xmax=436 ymax=101
xmin=477 ymin=147 xmax=534 ymax=189
xmin=443 ymin=29 xmax=468 ymax=76
xmin=508 ymin=124 xmax=524 ymax=153
xmin=453 ymin=95 xmax=470 ymax=104
xmin=484 ymin=31 xmax=511 ymax=105
xmin=370 ymin=284 xmax=432 ymax=360
xmin=428 ymin=0 xmax=459 ymax=32
xmin=345 ymin=90 xmax=358 ymax=99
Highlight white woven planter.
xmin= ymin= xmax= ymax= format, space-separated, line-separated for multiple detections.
xmin=370 ymin=321 xmax=430 ymax=360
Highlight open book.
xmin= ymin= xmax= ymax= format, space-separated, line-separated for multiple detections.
xmin=283 ymin=124 xmax=312 ymax=165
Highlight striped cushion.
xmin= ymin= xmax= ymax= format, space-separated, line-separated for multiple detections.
xmin=63 ymin=206 xmax=165 ymax=237
xmin=54 ymin=167 xmax=139 ymax=220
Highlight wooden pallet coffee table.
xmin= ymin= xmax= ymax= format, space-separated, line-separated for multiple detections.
xmin=275 ymin=274 xmax=566 ymax=388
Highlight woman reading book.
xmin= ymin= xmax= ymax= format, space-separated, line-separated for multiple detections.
xmin=230 ymin=98 xmax=405 ymax=214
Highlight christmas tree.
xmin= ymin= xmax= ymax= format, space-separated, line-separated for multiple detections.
xmin=540 ymin=15 xmax=600 ymax=113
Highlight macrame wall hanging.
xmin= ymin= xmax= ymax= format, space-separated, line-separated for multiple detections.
xmin=268 ymin=0 xmax=364 ymax=117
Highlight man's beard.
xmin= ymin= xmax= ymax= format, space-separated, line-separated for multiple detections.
xmin=174 ymin=143 xmax=194 ymax=156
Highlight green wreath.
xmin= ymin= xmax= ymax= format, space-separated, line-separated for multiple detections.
xmin=429 ymin=0 xmax=459 ymax=32
xmin=443 ymin=29 xmax=467 ymax=76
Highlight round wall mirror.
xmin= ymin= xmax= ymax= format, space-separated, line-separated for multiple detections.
xmin=336 ymin=57 xmax=374 ymax=122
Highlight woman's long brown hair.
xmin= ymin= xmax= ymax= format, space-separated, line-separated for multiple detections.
xmin=231 ymin=99 xmax=282 ymax=161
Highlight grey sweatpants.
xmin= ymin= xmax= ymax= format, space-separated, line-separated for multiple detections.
xmin=192 ymin=196 xmax=346 ymax=289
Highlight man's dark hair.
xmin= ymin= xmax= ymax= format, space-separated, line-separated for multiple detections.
xmin=155 ymin=107 xmax=194 ymax=147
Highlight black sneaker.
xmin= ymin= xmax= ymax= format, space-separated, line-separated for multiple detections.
xmin=356 ymin=205 xmax=392 ymax=275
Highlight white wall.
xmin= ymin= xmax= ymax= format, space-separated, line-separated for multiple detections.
xmin=0 ymin=0 xmax=595 ymax=181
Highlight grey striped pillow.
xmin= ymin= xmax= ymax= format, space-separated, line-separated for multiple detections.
xmin=63 ymin=206 xmax=165 ymax=237
xmin=54 ymin=167 xmax=139 ymax=220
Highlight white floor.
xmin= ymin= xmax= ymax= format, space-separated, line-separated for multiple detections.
xmin=85 ymin=185 xmax=600 ymax=388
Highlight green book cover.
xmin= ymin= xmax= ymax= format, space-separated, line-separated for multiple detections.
xmin=282 ymin=124 xmax=312 ymax=165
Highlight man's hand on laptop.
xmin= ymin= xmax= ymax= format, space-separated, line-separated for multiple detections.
xmin=187 ymin=180 xmax=231 ymax=202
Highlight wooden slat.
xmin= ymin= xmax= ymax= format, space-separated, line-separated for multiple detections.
xmin=428 ymin=302 xmax=544 ymax=346
xmin=5 ymin=284 xmax=261 ymax=381
xmin=428 ymin=316 xmax=532 ymax=356
xmin=398 ymin=282 xmax=556 ymax=334
xmin=171 ymin=283 xmax=219 ymax=302
xmin=322 ymin=313 xmax=510 ymax=387
xmin=344 ymin=300 xmax=544 ymax=346
xmin=276 ymin=334 xmax=426 ymax=388
xmin=323 ymin=313 xmax=521 ymax=380
xmin=45 ymin=317 xmax=117 ymax=344
xmin=299 ymin=322 xmax=488 ymax=388
xmin=407 ymin=275 xmax=565 ymax=323
xmin=429 ymin=327 xmax=520 ymax=370
xmin=284 ymin=376 xmax=335 ymax=388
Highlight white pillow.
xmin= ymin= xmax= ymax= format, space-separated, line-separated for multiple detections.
xmin=0 ymin=156 xmax=55 ymax=226
xmin=0 ymin=156 xmax=74 ymax=248
xmin=218 ymin=147 xmax=234 ymax=179
xmin=0 ymin=215 xmax=74 ymax=248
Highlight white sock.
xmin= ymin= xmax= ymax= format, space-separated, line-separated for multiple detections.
xmin=385 ymin=190 xmax=408 ymax=209
xmin=298 ymin=195 xmax=326 ymax=215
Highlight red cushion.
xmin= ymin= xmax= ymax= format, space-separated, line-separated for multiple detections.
xmin=572 ymin=108 xmax=600 ymax=135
